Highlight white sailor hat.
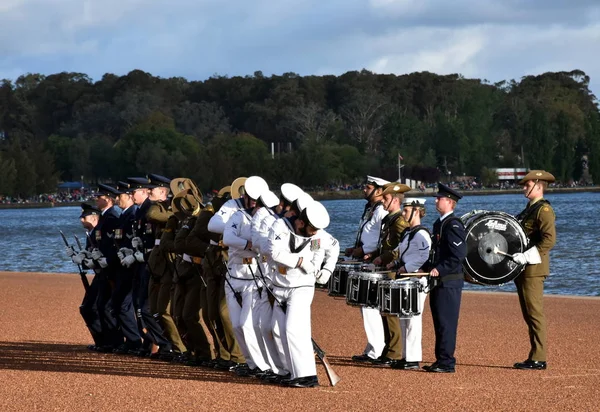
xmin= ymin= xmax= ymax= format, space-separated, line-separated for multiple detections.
xmin=296 ymin=192 xmax=314 ymax=212
xmin=305 ymin=201 xmax=330 ymax=229
xmin=245 ymin=176 xmax=268 ymax=200
xmin=366 ymin=175 xmax=390 ymax=188
xmin=260 ymin=190 xmax=279 ymax=208
xmin=281 ymin=183 xmax=302 ymax=203
xmin=402 ymin=197 xmax=426 ymax=208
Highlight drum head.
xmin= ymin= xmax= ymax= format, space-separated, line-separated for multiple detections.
xmin=461 ymin=210 xmax=527 ymax=285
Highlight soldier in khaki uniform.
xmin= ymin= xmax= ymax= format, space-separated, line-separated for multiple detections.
xmin=146 ymin=174 xmax=187 ymax=358
xmin=367 ymin=182 xmax=410 ymax=364
xmin=170 ymin=186 xmax=213 ymax=365
xmin=201 ymin=185 xmax=246 ymax=370
xmin=512 ymin=170 xmax=556 ymax=370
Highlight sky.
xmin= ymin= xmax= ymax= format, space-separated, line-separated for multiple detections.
xmin=0 ymin=0 xmax=599 ymax=96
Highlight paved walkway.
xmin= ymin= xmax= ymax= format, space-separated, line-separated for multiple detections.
xmin=0 ymin=271 xmax=598 ymax=411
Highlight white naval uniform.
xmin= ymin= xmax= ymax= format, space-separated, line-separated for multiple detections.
xmin=267 ymin=217 xmax=325 ymax=379
xmin=316 ymin=229 xmax=340 ymax=275
xmin=222 ymin=208 xmax=271 ymax=372
xmin=250 ymin=206 xmax=283 ymax=374
xmin=357 ymin=202 xmax=388 ymax=359
xmin=394 ymin=227 xmax=431 ymax=362
xmin=207 ymin=197 xmax=245 ymax=234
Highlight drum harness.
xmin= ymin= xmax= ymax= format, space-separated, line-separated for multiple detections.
xmin=396 ymin=225 xmax=433 ymax=293
xmin=354 ymin=201 xmax=383 ymax=249
xmin=516 ymin=199 xmax=550 ymax=227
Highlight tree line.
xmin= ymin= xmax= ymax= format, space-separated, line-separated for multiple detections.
xmin=0 ymin=68 xmax=598 ymax=197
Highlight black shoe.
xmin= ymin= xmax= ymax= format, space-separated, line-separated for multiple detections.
xmin=254 ymin=369 xmax=273 ymax=379
xmin=150 ymin=348 xmax=177 ymax=361
xmin=371 ymin=356 xmax=393 ymax=365
xmin=213 ymin=359 xmax=237 ymax=371
xmin=390 ymin=359 xmax=420 ymax=370
xmin=95 ymin=345 xmax=116 ymax=353
xmin=352 ymin=354 xmax=375 ymax=363
xmin=185 ymin=357 xmax=211 ymax=367
xmin=235 ymin=365 xmax=259 ymax=377
xmin=425 ymin=364 xmax=455 ymax=373
xmin=113 ymin=344 xmax=131 ymax=355
xmin=513 ymin=360 xmax=547 ymax=370
xmin=286 ymin=375 xmax=320 ymax=388
xmin=130 ymin=347 xmax=151 ymax=357
xmin=263 ymin=372 xmax=290 ymax=384
xmin=87 ymin=344 xmax=99 ymax=352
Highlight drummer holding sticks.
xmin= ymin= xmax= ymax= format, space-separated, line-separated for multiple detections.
xmin=384 ymin=198 xmax=432 ymax=370
xmin=366 ymin=182 xmax=411 ymax=365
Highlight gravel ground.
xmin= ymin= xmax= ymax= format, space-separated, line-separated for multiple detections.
xmin=0 ymin=271 xmax=598 ymax=411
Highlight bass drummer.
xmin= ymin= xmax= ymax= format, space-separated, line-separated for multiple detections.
xmin=512 ymin=170 xmax=556 ymax=371
xmin=385 ymin=198 xmax=432 ymax=370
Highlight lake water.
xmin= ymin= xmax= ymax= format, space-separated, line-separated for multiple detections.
xmin=0 ymin=192 xmax=598 ymax=296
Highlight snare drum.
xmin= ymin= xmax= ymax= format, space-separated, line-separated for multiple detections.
xmin=329 ymin=262 xmax=363 ymax=297
xmin=378 ymin=279 xmax=421 ymax=318
xmin=346 ymin=272 xmax=388 ymax=308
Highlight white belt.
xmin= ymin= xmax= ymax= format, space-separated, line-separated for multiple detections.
xmin=182 ymin=253 xmax=192 ymax=263
xmin=155 ymin=239 xmax=161 ymax=246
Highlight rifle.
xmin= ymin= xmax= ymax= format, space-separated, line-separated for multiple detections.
xmin=59 ymin=230 xmax=90 ymax=292
xmin=253 ymin=260 xmax=341 ymax=386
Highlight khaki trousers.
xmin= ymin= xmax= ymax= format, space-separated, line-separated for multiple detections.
xmin=515 ymin=275 xmax=547 ymax=361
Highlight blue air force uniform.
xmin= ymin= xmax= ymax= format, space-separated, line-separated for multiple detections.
xmin=426 ymin=184 xmax=467 ymax=372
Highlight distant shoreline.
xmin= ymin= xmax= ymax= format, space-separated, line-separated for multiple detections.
xmin=1 ymin=185 xmax=598 ymax=209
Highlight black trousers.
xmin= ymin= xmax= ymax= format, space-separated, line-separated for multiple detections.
xmin=79 ymin=274 xmax=103 ymax=345
xmin=132 ymin=264 xmax=170 ymax=348
xmin=429 ymin=286 xmax=462 ymax=368
xmin=111 ymin=268 xmax=142 ymax=345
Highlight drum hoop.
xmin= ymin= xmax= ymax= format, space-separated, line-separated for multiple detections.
xmin=462 ymin=210 xmax=528 ymax=285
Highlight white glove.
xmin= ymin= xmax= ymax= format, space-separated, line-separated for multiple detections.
xmin=97 ymin=257 xmax=108 ymax=268
xmin=134 ymin=251 xmax=145 ymax=263
xmin=315 ymin=269 xmax=332 ymax=285
xmin=83 ymin=258 xmax=96 ymax=269
xmin=523 ymin=247 xmax=542 ymax=264
xmin=117 ymin=247 xmax=134 ymax=260
xmin=72 ymin=252 xmax=86 ymax=265
xmin=65 ymin=246 xmax=76 ymax=258
xmin=512 ymin=253 xmax=527 ymax=265
xmin=121 ymin=255 xmax=136 ymax=268
xmin=131 ymin=237 xmax=143 ymax=249
xmin=300 ymin=259 xmax=315 ymax=275
xmin=91 ymin=248 xmax=103 ymax=260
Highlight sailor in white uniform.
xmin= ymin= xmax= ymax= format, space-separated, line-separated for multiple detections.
xmin=222 ymin=175 xmax=272 ymax=376
xmin=268 ymin=199 xmax=330 ymax=388
xmin=346 ymin=175 xmax=390 ymax=362
xmin=249 ymin=189 xmax=284 ymax=378
xmin=387 ymin=198 xmax=432 ymax=370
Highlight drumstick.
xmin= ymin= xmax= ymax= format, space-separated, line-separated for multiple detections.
xmin=382 ymin=271 xmax=430 ymax=277
xmin=490 ymin=246 xmax=513 ymax=258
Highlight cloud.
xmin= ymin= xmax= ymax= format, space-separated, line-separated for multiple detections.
xmin=0 ymin=0 xmax=598 ymax=97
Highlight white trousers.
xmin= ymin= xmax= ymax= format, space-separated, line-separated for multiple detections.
xmin=400 ymin=283 xmax=428 ymax=362
xmin=272 ymin=285 xmax=316 ymax=379
xmin=253 ymin=283 xmax=283 ymax=374
xmin=361 ymin=306 xmax=385 ymax=359
xmin=225 ymin=274 xmax=270 ymax=371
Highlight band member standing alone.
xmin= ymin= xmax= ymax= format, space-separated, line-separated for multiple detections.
xmin=424 ymin=183 xmax=466 ymax=373
xmin=512 ymin=170 xmax=556 ymax=370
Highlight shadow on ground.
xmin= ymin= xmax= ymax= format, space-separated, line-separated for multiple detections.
xmin=0 ymin=340 xmax=262 ymax=384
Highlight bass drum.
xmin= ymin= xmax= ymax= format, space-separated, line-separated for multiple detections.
xmin=460 ymin=210 xmax=528 ymax=286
